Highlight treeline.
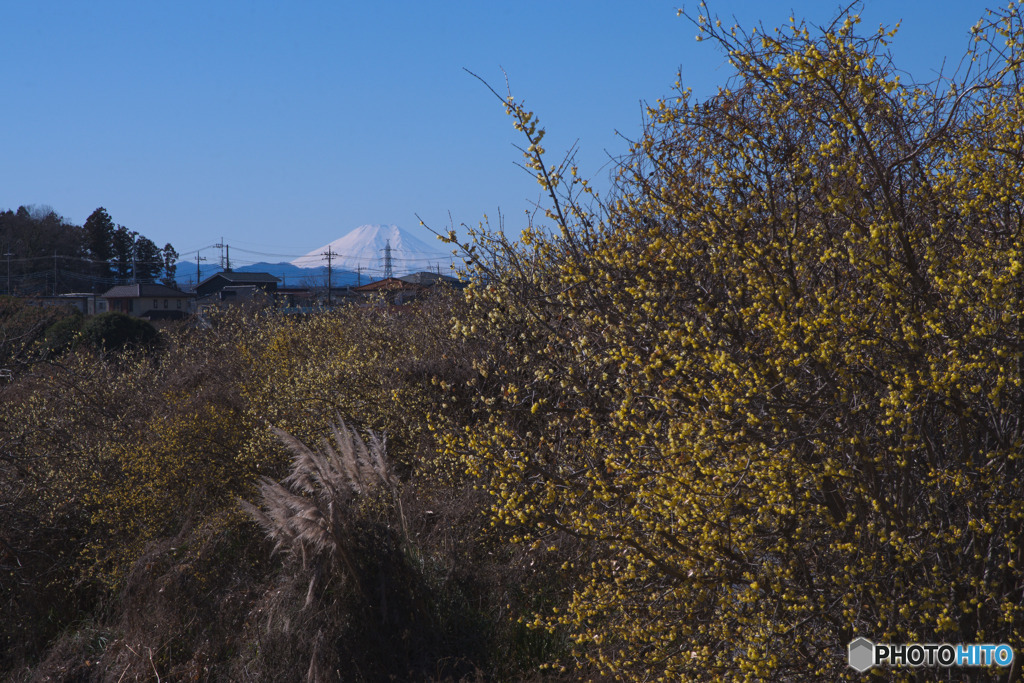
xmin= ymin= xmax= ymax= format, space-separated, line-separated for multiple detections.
xmin=0 ymin=205 xmax=177 ymax=295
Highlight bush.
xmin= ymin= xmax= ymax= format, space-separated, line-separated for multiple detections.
xmin=79 ymin=311 xmax=159 ymax=354
xmin=1 ymin=300 xmax=554 ymax=680
xmin=41 ymin=310 xmax=84 ymax=357
xmin=0 ymin=296 xmax=78 ymax=368
xmin=240 ymin=420 xmax=511 ymax=680
xmin=431 ymin=6 xmax=1024 ymax=680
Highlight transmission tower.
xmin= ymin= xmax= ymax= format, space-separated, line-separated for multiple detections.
xmin=382 ymin=239 xmax=393 ymax=279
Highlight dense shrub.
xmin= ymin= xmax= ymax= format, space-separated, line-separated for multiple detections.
xmin=78 ymin=311 xmax=159 ymax=353
xmin=0 ymin=296 xmax=78 ymax=368
xmin=0 ymin=298 xmax=560 ymax=681
xmin=41 ymin=310 xmax=84 ymax=357
xmin=431 ymin=6 xmax=1024 ymax=681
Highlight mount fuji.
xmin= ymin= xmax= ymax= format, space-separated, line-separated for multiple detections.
xmin=292 ymin=224 xmax=456 ymax=278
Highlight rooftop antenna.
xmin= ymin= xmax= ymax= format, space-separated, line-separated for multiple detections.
xmin=382 ymin=239 xmax=393 ymax=279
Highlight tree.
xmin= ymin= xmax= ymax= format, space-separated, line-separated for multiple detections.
xmin=161 ymin=243 xmax=178 ymax=287
xmin=110 ymin=225 xmax=136 ymax=281
xmin=433 ymin=5 xmax=1024 ymax=680
xmin=84 ymin=208 xmax=116 ymax=282
xmin=132 ymin=236 xmax=163 ymax=282
xmin=1 ymin=206 xmax=87 ymax=294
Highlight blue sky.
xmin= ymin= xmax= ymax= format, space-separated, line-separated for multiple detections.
xmin=0 ymin=1 xmax=992 ymax=266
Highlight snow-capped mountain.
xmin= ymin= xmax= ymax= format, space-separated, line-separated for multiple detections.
xmin=292 ymin=224 xmax=455 ymax=278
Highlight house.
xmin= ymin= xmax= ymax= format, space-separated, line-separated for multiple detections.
xmin=37 ymin=293 xmax=109 ymax=315
xmin=348 ymin=272 xmax=466 ymax=306
xmin=398 ymin=271 xmax=465 ymax=289
xmin=276 ymin=286 xmax=313 ymax=308
xmin=102 ymin=283 xmax=194 ymax=320
xmin=352 ymin=277 xmax=424 ymax=305
xmin=195 ymin=271 xmax=280 ymax=298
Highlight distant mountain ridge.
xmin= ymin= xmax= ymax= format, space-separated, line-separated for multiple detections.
xmin=175 ymin=262 xmax=362 ymax=290
xmin=175 ymin=224 xmax=456 ymax=290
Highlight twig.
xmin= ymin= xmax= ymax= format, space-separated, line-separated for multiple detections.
xmin=148 ymin=647 xmax=162 ymax=682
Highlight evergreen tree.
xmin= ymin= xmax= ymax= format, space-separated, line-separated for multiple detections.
xmin=132 ymin=236 xmax=163 ymax=282
xmin=110 ymin=225 xmax=136 ymax=281
xmin=161 ymin=244 xmax=178 ymax=288
xmin=84 ymin=208 xmax=116 ymax=284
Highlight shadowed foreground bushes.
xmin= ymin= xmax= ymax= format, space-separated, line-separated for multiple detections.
xmin=0 ymin=300 xmax=574 ymax=682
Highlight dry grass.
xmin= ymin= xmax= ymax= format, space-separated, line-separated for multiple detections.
xmin=240 ymin=418 xmax=400 ymax=610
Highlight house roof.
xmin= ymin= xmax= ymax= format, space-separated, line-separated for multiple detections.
xmin=353 ymin=277 xmax=423 ymax=292
xmin=102 ymin=283 xmax=192 ymax=298
xmin=399 ymin=271 xmax=463 ymax=286
xmin=196 ymin=271 xmax=281 ymax=287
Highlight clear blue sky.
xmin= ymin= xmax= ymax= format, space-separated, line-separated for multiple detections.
xmin=0 ymin=1 xmax=991 ymax=266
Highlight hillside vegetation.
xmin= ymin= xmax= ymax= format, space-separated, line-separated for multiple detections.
xmin=0 ymin=205 xmax=176 ymax=295
xmin=4 ymin=5 xmax=1024 ymax=682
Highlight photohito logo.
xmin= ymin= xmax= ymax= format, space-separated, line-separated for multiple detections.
xmin=848 ymin=637 xmax=1014 ymax=672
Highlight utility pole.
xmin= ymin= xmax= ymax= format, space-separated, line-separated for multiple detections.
xmin=214 ymin=238 xmax=225 ymax=270
xmin=382 ymin=239 xmax=393 ymax=279
xmin=53 ymin=251 xmax=58 ymax=295
xmin=322 ymin=247 xmax=336 ymax=307
xmin=357 ymin=266 xmax=362 ymax=287
xmin=195 ymin=251 xmax=206 ymax=289
xmin=225 ymin=244 xmax=231 ymax=272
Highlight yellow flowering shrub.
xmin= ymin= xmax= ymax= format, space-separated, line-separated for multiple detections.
xmin=236 ymin=295 xmax=469 ymax=474
xmin=435 ymin=6 xmax=1024 ymax=680
xmin=1 ymin=299 xmax=466 ymax=594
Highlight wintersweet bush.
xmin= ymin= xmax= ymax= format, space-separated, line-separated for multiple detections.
xmin=433 ymin=6 xmax=1024 ymax=680
xmin=0 ymin=295 xmax=513 ymax=678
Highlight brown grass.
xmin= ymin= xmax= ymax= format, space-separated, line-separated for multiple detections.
xmin=240 ymin=418 xmax=400 ymax=610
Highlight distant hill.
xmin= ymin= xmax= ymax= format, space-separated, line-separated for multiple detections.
xmin=175 ymin=262 xmax=362 ymax=290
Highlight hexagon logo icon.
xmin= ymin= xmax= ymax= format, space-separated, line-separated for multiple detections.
xmin=848 ymin=637 xmax=875 ymax=672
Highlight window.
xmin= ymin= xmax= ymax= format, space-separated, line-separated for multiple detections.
xmin=164 ymin=299 xmax=168 ymax=308
xmin=153 ymin=299 xmax=158 ymax=308
xmin=177 ymin=299 xmax=182 ymax=309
